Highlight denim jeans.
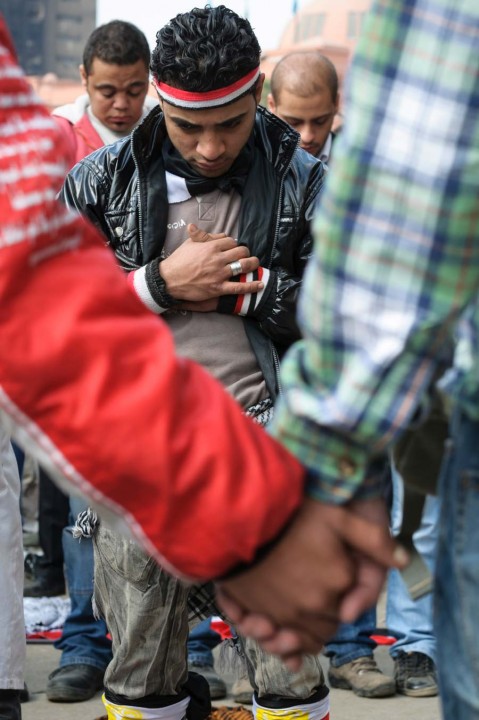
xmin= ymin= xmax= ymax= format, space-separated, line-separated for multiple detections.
xmin=187 ymin=619 xmax=221 ymax=667
xmin=323 ymin=608 xmax=377 ymax=667
xmin=55 ymin=496 xmax=112 ymax=671
xmin=434 ymin=407 xmax=479 ymax=719
xmin=387 ymin=466 xmax=439 ymax=662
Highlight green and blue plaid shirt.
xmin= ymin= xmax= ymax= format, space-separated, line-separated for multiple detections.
xmin=270 ymin=0 xmax=479 ymax=503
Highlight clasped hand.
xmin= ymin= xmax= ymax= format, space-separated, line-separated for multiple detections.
xmin=216 ymin=497 xmax=408 ymax=670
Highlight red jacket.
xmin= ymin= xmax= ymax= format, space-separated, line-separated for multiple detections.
xmin=0 ymin=16 xmax=305 ymax=581
xmin=54 ymin=112 xmax=104 ymax=167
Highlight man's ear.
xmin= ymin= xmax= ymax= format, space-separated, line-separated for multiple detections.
xmin=152 ymin=80 xmax=162 ymax=106
xmin=267 ymin=92 xmax=276 ymax=113
xmin=254 ymin=72 xmax=265 ymax=104
xmin=334 ymin=92 xmax=341 ymax=115
xmin=79 ymin=64 xmax=87 ymax=89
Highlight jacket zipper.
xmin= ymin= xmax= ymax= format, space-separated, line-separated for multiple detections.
xmin=269 ymin=135 xmax=300 ymax=396
xmin=268 ymin=135 xmax=300 ymax=270
xmin=272 ymin=344 xmax=283 ymax=397
xmin=131 ymin=134 xmax=144 ymax=254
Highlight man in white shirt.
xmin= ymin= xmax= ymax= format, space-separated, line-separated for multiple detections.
xmin=267 ymin=51 xmax=340 ymax=165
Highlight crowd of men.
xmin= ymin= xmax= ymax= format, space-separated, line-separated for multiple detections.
xmin=1 ymin=1 xmax=478 ymax=719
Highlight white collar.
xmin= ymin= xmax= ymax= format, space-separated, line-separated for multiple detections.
xmin=165 ymin=171 xmax=192 ymax=204
xmin=318 ymin=132 xmax=333 ymax=164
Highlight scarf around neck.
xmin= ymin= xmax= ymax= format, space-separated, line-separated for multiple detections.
xmin=162 ymin=134 xmax=254 ymax=196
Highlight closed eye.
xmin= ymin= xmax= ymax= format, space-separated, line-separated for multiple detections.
xmin=220 ymin=118 xmax=243 ymax=129
xmin=174 ymin=121 xmax=200 ymax=132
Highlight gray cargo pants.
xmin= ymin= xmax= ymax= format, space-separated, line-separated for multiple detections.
xmin=93 ymin=524 xmax=325 ymax=701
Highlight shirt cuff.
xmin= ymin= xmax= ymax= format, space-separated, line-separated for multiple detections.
xmin=127 ymin=266 xmax=168 ymax=314
xmin=269 ymin=395 xmax=383 ymax=504
xmin=216 ymin=267 xmax=273 ymax=316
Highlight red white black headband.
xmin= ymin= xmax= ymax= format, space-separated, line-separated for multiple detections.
xmin=153 ymin=66 xmax=260 ymax=109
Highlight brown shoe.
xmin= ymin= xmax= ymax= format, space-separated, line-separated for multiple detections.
xmin=328 ymin=656 xmax=396 ymax=698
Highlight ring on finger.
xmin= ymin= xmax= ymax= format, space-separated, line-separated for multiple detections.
xmin=229 ymin=260 xmax=243 ymax=277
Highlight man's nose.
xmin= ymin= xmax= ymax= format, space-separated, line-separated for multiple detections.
xmin=197 ymin=134 xmax=225 ymax=160
xmin=112 ymin=93 xmax=129 ymax=109
xmin=300 ymin=124 xmax=316 ymax=145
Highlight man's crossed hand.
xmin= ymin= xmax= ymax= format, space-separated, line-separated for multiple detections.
xmin=159 ymin=223 xmax=263 ymax=311
xmin=216 ymin=497 xmax=408 ymax=670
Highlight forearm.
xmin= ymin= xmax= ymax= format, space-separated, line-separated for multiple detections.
xmin=0 ymin=226 xmax=306 ymax=579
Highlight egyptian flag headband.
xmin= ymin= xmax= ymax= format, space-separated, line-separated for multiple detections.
xmin=153 ymin=66 xmax=260 ymax=110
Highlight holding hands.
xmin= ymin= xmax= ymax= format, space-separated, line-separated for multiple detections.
xmin=216 ymin=497 xmax=408 ymax=670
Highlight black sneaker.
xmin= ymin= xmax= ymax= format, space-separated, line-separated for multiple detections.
xmin=23 ymin=574 xmax=66 ymax=597
xmin=46 ymin=664 xmax=105 ymax=703
xmin=0 ymin=690 xmax=21 ymax=720
xmin=394 ymin=651 xmax=438 ymax=697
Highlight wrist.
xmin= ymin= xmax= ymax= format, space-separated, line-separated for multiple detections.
xmin=145 ymin=260 xmax=180 ymax=310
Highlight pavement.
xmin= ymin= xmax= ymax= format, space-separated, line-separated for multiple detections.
xmin=21 ymin=640 xmax=442 ymax=720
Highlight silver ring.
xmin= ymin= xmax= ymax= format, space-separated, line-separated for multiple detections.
xmin=229 ymin=260 xmax=242 ymax=277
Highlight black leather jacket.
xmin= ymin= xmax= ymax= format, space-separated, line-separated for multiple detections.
xmin=60 ymin=105 xmax=325 ymax=399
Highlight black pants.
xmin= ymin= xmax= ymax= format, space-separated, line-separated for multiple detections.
xmin=36 ymin=467 xmax=69 ymax=582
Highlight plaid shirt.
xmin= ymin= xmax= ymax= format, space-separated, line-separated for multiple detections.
xmin=270 ymin=0 xmax=479 ymax=503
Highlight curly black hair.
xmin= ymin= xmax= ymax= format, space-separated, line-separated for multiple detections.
xmin=83 ymin=20 xmax=150 ymax=75
xmin=151 ymin=5 xmax=261 ymax=93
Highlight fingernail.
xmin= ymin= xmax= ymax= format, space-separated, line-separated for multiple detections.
xmin=393 ymin=545 xmax=409 ymax=568
xmin=258 ymin=282 xmax=264 ymax=289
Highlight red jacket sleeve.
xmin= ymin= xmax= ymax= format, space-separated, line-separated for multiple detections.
xmin=0 ymin=17 xmax=305 ymax=580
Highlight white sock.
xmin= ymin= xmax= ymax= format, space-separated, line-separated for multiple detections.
xmin=253 ymin=696 xmax=330 ymax=720
xmin=102 ymin=693 xmax=190 ymax=720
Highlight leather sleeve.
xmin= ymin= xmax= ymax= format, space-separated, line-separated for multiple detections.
xmin=255 ymin=159 xmax=325 ymax=351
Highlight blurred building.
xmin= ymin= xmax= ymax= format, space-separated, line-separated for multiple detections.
xmin=261 ymin=0 xmax=372 ymax=85
xmin=1 ymin=0 xmax=96 ymax=79
xmin=280 ymin=0 xmax=371 ymax=52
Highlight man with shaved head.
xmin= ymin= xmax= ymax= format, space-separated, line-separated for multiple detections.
xmin=268 ymin=52 xmax=339 ymax=163
xmin=268 ymin=50 xmax=397 ymax=700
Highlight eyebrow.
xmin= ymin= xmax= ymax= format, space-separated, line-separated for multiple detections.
xmin=94 ymin=81 xmax=147 ymax=91
xmin=170 ymin=111 xmax=249 ymax=129
xmin=282 ymin=112 xmax=333 ymax=123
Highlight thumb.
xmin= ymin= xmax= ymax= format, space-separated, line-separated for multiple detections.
xmin=188 ymin=223 xmax=210 ymax=242
xmin=339 ymin=512 xmax=409 ymax=571
xmin=338 ymin=555 xmax=389 ymax=623
xmin=188 ymin=224 xmax=229 ymax=243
